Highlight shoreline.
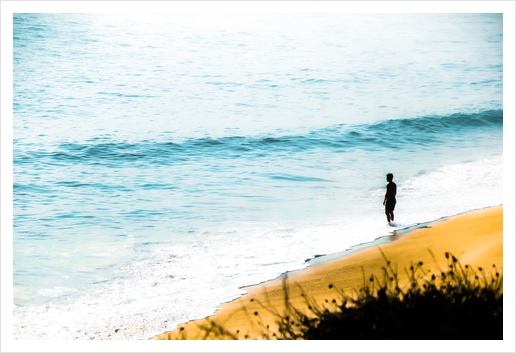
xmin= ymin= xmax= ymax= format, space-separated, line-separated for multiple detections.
xmin=152 ymin=205 xmax=503 ymax=340
xmin=303 ymin=219 xmax=434 ymax=267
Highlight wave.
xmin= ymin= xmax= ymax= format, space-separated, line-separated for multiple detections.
xmin=15 ymin=110 xmax=502 ymax=167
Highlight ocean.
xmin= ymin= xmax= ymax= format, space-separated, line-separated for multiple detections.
xmin=12 ymin=13 xmax=503 ymax=340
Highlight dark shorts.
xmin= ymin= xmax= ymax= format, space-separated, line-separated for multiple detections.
xmin=385 ymin=198 xmax=396 ymax=213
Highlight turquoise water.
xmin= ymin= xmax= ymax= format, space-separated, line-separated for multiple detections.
xmin=13 ymin=13 xmax=503 ymax=339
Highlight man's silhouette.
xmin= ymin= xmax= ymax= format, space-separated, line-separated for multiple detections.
xmin=383 ymin=173 xmax=397 ymax=223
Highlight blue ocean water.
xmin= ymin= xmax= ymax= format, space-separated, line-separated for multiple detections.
xmin=12 ymin=13 xmax=503 ymax=339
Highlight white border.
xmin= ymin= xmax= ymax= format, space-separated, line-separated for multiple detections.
xmin=502 ymin=4 xmax=516 ymax=353
xmin=0 ymin=1 xmax=514 ymax=14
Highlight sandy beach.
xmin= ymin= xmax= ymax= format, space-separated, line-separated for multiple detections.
xmin=152 ymin=205 xmax=503 ymax=340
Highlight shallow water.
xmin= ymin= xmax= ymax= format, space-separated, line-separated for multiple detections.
xmin=12 ymin=13 xmax=503 ymax=339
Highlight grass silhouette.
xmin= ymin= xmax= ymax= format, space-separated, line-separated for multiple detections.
xmin=191 ymin=250 xmax=503 ymax=340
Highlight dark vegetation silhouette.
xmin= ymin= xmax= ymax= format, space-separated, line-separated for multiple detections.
xmin=185 ymin=251 xmax=503 ymax=340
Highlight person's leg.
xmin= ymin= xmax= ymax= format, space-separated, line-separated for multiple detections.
xmin=385 ymin=199 xmax=396 ymax=223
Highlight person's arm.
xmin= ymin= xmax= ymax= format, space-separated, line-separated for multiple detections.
xmin=383 ymin=187 xmax=388 ymax=205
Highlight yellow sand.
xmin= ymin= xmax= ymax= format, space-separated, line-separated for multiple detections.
xmin=152 ymin=205 xmax=503 ymax=340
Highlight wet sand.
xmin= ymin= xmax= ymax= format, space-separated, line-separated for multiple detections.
xmin=152 ymin=205 xmax=503 ymax=340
